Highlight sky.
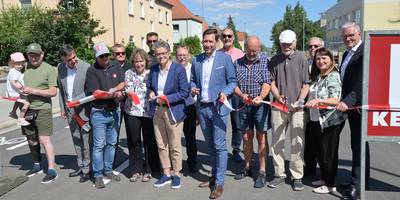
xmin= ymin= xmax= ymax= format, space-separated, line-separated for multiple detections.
xmin=179 ymin=0 xmax=337 ymax=47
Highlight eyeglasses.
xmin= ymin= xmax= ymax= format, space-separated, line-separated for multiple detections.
xmin=342 ymin=33 xmax=356 ymax=39
xmin=147 ymin=40 xmax=157 ymax=44
xmin=308 ymin=45 xmax=320 ymax=49
xmin=222 ymin=34 xmax=233 ymax=39
xmin=113 ymin=52 xmax=125 ymax=56
xmin=156 ymin=51 xmax=169 ymax=57
xmin=176 ymin=54 xmax=188 ymax=58
xmin=98 ymin=54 xmax=109 ymax=59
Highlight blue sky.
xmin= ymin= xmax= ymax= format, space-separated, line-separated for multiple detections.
xmin=180 ymin=0 xmax=337 ymax=47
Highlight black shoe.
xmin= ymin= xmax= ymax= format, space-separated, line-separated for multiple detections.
xmin=80 ymin=173 xmax=91 ymax=183
xmin=69 ymin=169 xmax=82 ymax=177
xmin=94 ymin=177 xmax=105 ymax=189
xmin=41 ymin=173 xmax=58 ymax=184
xmin=234 ymin=167 xmax=252 ymax=180
xmin=254 ymin=172 xmax=266 ymax=188
xmin=339 ymin=182 xmax=354 ymax=191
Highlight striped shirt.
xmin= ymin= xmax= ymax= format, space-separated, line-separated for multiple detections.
xmin=235 ymin=52 xmax=271 ymax=98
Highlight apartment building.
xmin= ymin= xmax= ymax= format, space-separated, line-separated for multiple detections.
xmin=1 ymin=0 xmax=173 ymax=51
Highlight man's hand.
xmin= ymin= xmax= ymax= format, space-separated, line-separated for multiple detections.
xmin=60 ymin=112 xmax=67 ymax=119
xmin=219 ymin=92 xmax=227 ymax=102
xmin=113 ymin=91 xmax=124 ymax=100
xmin=252 ymin=96 xmax=263 ymax=106
xmin=21 ymin=86 xmax=33 ymax=95
xmin=191 ymin=88 xmax=200 ymax=96
xmin=292 ymin=98 xmax=305 ymax=111
xmin=277 ymin=95 xmax=287 ymax=105
xmin=336 ymin=102 xmax=349 ymax=112
xmin=241 ymin=94 xmax=252 ymax=105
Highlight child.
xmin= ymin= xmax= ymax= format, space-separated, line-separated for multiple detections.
xmin=6 ymin=52 xmax=30 ymax=126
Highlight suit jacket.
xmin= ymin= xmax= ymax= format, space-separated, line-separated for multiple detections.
xmin=147 ymin=62 xmax=189 ymax=122
xmin=340 ymin=42 xmax=363 ymax=107
xmin=58 ymin=59 xmax=91 ymax=123
xmin=190 ymin=50 xmax=237 ymax=116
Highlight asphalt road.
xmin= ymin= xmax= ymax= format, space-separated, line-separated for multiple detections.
xmin=0 ymin=117 xmax=399 ymax=200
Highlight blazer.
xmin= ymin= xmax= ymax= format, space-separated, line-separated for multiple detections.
xmin=147 ymin=61 xmax=189 ymax=122
xmin=340 ymin=42 xmax=363 ymax=107
xmin=58 ymin=59 xmax=91 ymax=123
xmin=190 ymin=50 xmax=237 ymax=116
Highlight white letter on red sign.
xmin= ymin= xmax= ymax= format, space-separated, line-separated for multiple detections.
xmin=391 ymin=112 xmax=400 ymax=126
xmin=373 ymin=112 xmax=388 ymax=126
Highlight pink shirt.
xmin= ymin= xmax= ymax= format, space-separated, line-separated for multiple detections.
xmin=218 ymin=47 xmax=245 ymax=63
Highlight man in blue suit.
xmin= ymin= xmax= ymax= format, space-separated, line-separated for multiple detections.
xmin=191 ymin=28 xmax=237 ymax=199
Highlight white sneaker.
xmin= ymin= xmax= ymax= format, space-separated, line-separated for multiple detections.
xmin=17 ymin=119 xmax=30 ymax=126
xmin=313 ymin=185 xmax=336 ymax=194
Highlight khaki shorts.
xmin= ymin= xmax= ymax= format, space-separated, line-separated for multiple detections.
xmin=21 ymin=109 xmax=53 ymax=137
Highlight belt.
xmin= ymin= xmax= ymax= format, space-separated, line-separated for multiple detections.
xmin=200 ymin=102 xmax=214 ymax=107
xmin=93 ymin=104 xmax=116 ymax=111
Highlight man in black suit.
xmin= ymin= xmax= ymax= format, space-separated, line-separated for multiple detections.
xmin=336 ymin=22 xmax=370 ymax=200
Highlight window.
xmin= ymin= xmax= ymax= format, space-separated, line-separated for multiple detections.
xmin=128 ymin=0 xmax=134 ymax=16
xmin=173 ymin=24 xmax=179 ymax=32
xmin=129 ymin=35 xmax=135 ymax=44
xmin=158 ymin=9 xmax=163 ymax=23
xmin=355 ymin=9 xmax=361 ymax=24
xmin=140 ymin=2 xmax=145 ymax=19
xmin=141 ymin=37 xmax=146 ymax=49
xmin=150 ymin=0 xmax=155 ymax=8
xmin=165 ymin=11 xmax=169 ymax=25
xmin=334 ymin=18 xmax=339 ymax=29
xmin=20 ymin=0 xmax=32 ymax=8
xmin=150 ymin=21 xmax=154 ymax=32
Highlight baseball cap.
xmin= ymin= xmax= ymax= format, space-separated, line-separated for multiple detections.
xmin=10 ymin=52 xmax=26 ymax=62
xmin=279 ymin=30 xmax=297 ymax=43
xmin=93 ymin=42 xmax=110 ymax=58
xmin=26 ymin=43 xmax=43 ymax=54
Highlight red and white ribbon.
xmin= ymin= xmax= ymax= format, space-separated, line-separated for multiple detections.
xmin=158 ymin=95 xmax=177 ymax=123
xmin=67 ymin=91 xmax=109 ymax=108
xmin=1 ymin=96 xmax=26 ymax=103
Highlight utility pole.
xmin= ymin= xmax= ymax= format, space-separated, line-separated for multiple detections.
xmin=111 ymin=0 xmax=116 ymax=44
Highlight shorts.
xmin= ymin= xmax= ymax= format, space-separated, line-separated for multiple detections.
xmin=239 ymin=103 xmax=271 ymax=132
xmin=21 ymin=109 xmax=53 ymax=137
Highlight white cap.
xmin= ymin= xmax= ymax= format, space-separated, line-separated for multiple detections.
xmin=93 ymin=42 xmax=110 ymax=58
xmin=279 ymin=29 xmax=296 ymax=43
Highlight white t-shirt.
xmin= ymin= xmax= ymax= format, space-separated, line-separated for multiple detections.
xmin=6 ymin=68 xmax=24 ymax=98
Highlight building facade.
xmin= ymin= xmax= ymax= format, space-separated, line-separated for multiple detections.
xmin=1 ymin=0 xmax=173 ymax=51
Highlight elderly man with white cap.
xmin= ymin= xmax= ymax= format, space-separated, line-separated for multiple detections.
xmin=85 ymin=42 xmax=126 ymax=188
xmin=267 ymin=30 xmax=310 ymax=191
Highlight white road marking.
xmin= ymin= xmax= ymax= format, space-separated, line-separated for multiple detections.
xmin=103 ymin=159 xmax=129 ymax=184
xmin=6 ymin=141 xmax=28 ymax=150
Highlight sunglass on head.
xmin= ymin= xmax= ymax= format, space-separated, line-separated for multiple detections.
xmin=147 ymin=40 xmax=157 ymax=44
xmin=222 ymin=34 xmax=233 ymax=39
xmin=114 ymin=52 xmax=125 ymax=56
xmin=98 ymin=54 xmax=109 ymax=59
xmin=308 ymin=45 xmax=320 ymax=49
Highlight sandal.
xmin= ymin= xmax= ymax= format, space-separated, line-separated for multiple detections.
xmin=141 ymin=173 xmax=151 ymax=182
xmin=313 ymin=185 xmax=336 ymax=194
xmin=129 ymin=173 xmax=141 ymax=182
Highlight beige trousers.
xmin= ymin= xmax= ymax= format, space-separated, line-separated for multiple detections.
xmin=270 ymin=107 xmax=305 ymax=179
xmin=153 ymin=106 xmax=183 ymax=173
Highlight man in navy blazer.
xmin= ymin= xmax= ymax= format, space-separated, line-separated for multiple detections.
xmin=191 ymin=28 xmax=237 ymax=199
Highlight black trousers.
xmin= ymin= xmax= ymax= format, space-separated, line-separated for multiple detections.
xmin=124 ymin=114 xmax=161 ymax=174
xmin=348 ymin=110 xmax=370 ymax=188
xmin=310 ymin=121 xmax=345 ymax=187
xmin=183 ymin=104 xmax=198 ymax=165
xmin=304 ymin=120 xmax=317 ymax=176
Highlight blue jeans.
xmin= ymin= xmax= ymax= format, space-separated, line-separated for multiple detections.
xmin=198 ymin=104 xmax=228 ymax=186
xmin=91 ymin=107 xmax=120 ymax=178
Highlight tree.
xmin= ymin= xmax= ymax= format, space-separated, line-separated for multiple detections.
xmin=174 ymin=35 xmax=202 ymax=57
xmin=0 ymin=0 xmax=105 ymax=66
xmin=226 ymin=15 xmax=242 ymax=49
xmin=270 ymin=1 xmax=324 ymax=52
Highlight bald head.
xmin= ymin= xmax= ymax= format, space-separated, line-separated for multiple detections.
xmin=245 ymin=36 xmax=261 ymax=62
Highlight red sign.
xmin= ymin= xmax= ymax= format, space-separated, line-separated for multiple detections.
xmin=367 ymin=35 xmax=400 ymax=136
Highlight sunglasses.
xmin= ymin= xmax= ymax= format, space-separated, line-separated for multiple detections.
xmin=308 ymin=45 xmax=320 ymax=49
xmin=222 ymin=34 xmax=233 ymax=39
xmin=147 ymin=40 xmax=157 ymax=44
xmin=114 ymin=52 xmax=125 ymax=56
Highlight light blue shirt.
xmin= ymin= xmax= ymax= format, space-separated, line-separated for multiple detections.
xmin=201 ymin=51 xmax=216 ymax=102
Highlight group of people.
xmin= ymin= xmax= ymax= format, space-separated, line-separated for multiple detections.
xmin=6 ymin=21 xmax=367 ymax=200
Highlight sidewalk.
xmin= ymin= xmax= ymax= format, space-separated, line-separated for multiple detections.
xmin=0 ymin=94 xmax=61 ymax=130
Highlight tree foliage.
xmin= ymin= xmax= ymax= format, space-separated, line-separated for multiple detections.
xmin=174 ymin=35 xmax=202 ymax=57
xmin=226 ymin=15 xmax=242 ymax=50
xmin=0 ymin=0 xmax=105 ymax=66
xmin=270 ymin=1 xmax=324 ymax=53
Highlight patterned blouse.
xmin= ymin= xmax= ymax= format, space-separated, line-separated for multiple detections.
xmin=309 ymin=71 xmax=347 ymax=129
xmin=124 ymin=69 xmax=150 ymax=118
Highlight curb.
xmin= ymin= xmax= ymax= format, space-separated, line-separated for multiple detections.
xmin=0 ymin=107 xmax=61 ymax=130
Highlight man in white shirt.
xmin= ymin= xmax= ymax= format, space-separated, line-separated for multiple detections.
xmin=57 ymin=44 xmax=91 ymax=183
xmin=176 ymin=44 xmax=198 ymax=173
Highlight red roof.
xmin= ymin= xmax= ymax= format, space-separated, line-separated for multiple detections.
xmin=237 ymin=32 xmax=245 ymax=41
xmin=169 ymin=0 xmax=204 ymax=24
